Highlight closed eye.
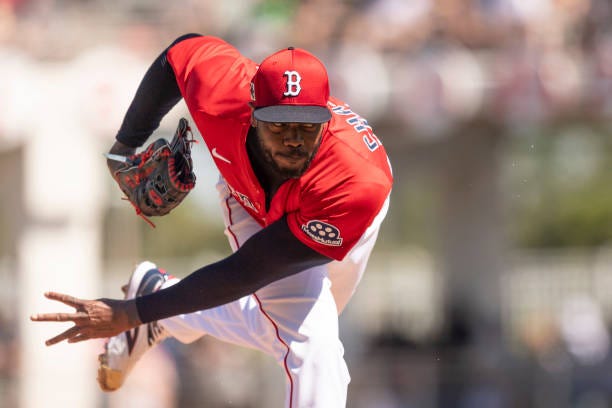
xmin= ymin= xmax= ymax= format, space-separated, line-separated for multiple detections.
xmin=300 ymin=124 xmax=317 ymax=131
xmin=266 ymin=122 xmax=320 ymax=134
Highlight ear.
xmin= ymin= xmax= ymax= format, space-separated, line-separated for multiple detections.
xmin=248 ymin=102 xmax=258 ymax=128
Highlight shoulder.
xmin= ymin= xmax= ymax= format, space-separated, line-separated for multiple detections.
xmin=167 ymin=35 xmax=257 ymax=84
xmin=312 ymin=97 xmax=393 ymax=190
xmin=285 ymin=97 xmax=393 ymax=260
xmin=296 ymin=96 xmax=393 ymax=219
xmin=167 ymin=35 xmax=258 ymax=118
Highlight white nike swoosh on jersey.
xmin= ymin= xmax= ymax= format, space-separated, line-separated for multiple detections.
xmin=212 ymin=147 xmax=232 ymax=164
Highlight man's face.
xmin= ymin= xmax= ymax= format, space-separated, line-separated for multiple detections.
xmin=253 ymin=120 xmax=324 ymax=179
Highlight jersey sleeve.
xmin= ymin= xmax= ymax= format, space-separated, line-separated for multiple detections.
xmin=166 ymin=36 xmax=257 ymax=118
xmin=286 ymin=177 xmax=390 ymax=261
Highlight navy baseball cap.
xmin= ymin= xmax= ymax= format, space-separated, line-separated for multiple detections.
xmin=251 ymin=47 xmax=332 ymax=124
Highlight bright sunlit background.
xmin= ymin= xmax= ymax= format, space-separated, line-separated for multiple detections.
xmin=1 ymin=0 xmax=612 ymax=407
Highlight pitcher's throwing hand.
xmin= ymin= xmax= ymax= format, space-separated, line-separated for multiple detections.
xmin=31 ymin=292 xmax=138 ymax=346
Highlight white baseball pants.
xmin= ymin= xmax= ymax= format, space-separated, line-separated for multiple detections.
xmin=158 ymin=178 xmax=389 ymax=408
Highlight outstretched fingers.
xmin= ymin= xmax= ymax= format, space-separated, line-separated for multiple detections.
xmin=44 ymin=325 xmax=81 ymax=346
xmin=30 ymin=312 xmax=87 ymax=322
xmin=44 ymin=291 xmax=85 ymax=308
xmin=30 ymin=292 xmax=89 ymax=323
xmin=31 ymin=291 xmax=131 ymax=346
xmin=29 ymin=291 xmax=94 ymax=345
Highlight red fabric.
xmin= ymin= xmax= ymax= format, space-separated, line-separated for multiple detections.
xmin=167 ymin=36 xmax=393 ymax=260
xmin=251 ymin=47 xmax=329 ymax=109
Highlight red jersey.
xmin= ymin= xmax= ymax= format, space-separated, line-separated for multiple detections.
xmin=167 ymin=36 xmax=393 ymax=261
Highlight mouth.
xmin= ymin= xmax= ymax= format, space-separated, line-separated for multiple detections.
xmin=270 ymin=151 xmax=313 ymax=178
xmin=276 ymin=152 xmax=308 ymax=164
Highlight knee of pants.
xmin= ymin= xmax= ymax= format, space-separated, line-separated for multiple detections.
xmin=287 ymin=329 xmax=346 ymax=369
xmin=285 ymin=331 xmax=351 ymax=404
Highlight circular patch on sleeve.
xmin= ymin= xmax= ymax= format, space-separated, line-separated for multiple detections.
xmin=301 ymin=220 xmax=343 ymax=246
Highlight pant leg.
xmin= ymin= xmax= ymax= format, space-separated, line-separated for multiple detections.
xmin=158 ymin=178 xmax=281 ymax=354
xmin=160 ymin=268 xmax=350 ymax=408
xmin=158 ymin=178 xmax=387 ymax=407
xmin=328 ymin=195 xmax=390 ymax=314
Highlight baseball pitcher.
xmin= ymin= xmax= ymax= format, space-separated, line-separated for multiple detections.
xmin=31 ymin=34 xmax=393 ymax=408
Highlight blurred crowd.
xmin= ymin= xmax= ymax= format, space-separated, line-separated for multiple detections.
xmin=1 ymin=0 xmax=612 ymax=141
xmin=2 ymin=1 xmax=612 ymax=407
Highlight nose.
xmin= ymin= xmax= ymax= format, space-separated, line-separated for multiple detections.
xmin=283 ymin=127 xmax=303 ymax=148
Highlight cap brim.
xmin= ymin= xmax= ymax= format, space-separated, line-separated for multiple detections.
xmin=253 ymin=105 xmax=332 ymax=124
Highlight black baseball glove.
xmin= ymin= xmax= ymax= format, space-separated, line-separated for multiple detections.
xmin=108 ymin=118 xmax=196 ymax=225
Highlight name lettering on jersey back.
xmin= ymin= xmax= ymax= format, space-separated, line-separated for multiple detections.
xmin=329 ymin=102 xmax=382 ymax=152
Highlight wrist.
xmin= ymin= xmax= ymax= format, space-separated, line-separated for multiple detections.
xmin=124 ymin=299 xmax=142 ymax=328
xmin=107 ymin=141 xmax=136 ymax=174
xmin=109 ymin=140 xmax=136 ymax=156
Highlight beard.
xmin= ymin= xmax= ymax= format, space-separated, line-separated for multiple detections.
xmin=252 ymin=133 xmax=321 ymax=180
